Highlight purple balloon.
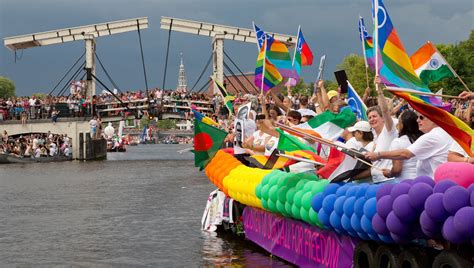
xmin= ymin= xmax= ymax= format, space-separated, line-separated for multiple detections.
xmin=466 ymin=183 xmax=474 ymax=194
xmin=376 ymin=183 xmax=395 ymax=200
xmin=408 ymin=182 xmax=433 ymax=211
xmin=376 ymin=195 xmax=394 ymax=219
xmin=400 ymin=179 xmax=416 ymax=185
xmin=471 ymin=191 xmax=474 ymax=207
xmin=393 ymin=194 xmax=418 ymax=222
xmin=433 ymin=180 xmax=457 ymax=193
xmin=425 ymin=193 xmax=450 ymax=222
xmin=363 ymin=197 xmax=377 ymax=219
xmin=372 ymin=213 xmax=389 ymax=235
xmin=442 ymin=216 xmax=465 ymax=244
xmin=414 ymin=175 xmax=436 ymax=187
xmin=351 ymin=214 xmax=363 ymax=233
xmin=420 ymin=211 xmax=441 ymax=234
xmin=443 ymin=186 xmax=470 ymax=215
xmin=386 ymin=211 xmax=410 ymax=236
xmin=390 ymin=183 xmax=411 ymax=199
xmin=453 ymin=207 xmax=474 ymax=238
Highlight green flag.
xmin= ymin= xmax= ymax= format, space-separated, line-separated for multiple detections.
xmin=211 ymin=75 xmax=235 ymax=115
xmin=194 ymin=119 xmax=228 ymax=170
xmin=276 ymin=128 xmax=317 ymax=153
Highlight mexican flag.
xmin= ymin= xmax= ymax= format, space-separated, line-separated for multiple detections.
xmin=194 ymin=119 xmax=228 ymax=170
xmin=290 ymin=109 xmax=357 ymax=141
xmin=410 ymin=42 xmax=455 ymax=84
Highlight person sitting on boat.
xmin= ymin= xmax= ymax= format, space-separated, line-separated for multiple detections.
xmin=49 ymin=143 xmax=57 ymax=157
xmin=34 ymin=145 xmax=42 ymax=158
xmin=63 ymin=144 xmax=71 ymax=157
xmin=242 ymin=114 xmax=270 ymax=156
xmin=380 ymin=110 xmax=423 ymax=181
xmin=364 ymin=112 xmax=454 ymax=178
xmin=447 ymin=140 xmax=474 ymax=163
xmin=345 ymin=121 xmax=374 ymax=152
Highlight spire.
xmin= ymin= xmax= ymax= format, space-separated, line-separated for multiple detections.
xmin=177 ymin=52 xmax=188 ymax=91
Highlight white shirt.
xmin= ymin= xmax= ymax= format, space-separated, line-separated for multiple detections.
xmin=34 ymin=148 xmax=41 ymax=158
xmin=449 ymin=141 xmax=468 ymax=157
xmin=251 ymin=131 xmax=269 ymax=156
xmin=233 ymin=119 xmax=256 ymax=155
xmin=389 ymin=135 xmax=417 ymax=180
xmin=371 ymin=125 xmax=398 ymax=183
xmin=407 ymin=127 xmax=453 ymax=177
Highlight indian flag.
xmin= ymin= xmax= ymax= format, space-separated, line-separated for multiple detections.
xmin=410 ymin=42 xmax=455 ymax=84
xmin=291 ymin=109 xmax=357 ymax=141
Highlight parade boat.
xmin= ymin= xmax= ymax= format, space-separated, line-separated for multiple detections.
xmin=200 ymin=149 xmax=474 ymax=267
xmin=0 ymin=153 xmax=72 ymax=164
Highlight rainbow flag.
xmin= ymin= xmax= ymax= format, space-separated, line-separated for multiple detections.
xmin=293 ymin=27 xmax=314 ymax=76
xmin=358 ymin=16 xmax=375 ymax=71
xmin=373 ymin=0 xmax=427 ymax=92
xmin=387 ymin=87 xmax=474 ymax=157
xmin=255 ymin=37 xmax=283 ymax=92
xmin=253 ymin=23 xmax=297 ymax=79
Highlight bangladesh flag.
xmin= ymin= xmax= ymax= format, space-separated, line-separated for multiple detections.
xmin=194 ymin=119 xmax=228 ymax=170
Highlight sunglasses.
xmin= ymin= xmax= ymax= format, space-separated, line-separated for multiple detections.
xmin=418 ymin=115 xmax=425 ymax=120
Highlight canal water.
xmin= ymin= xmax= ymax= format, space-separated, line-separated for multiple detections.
xmin=0 ymin=144 xmax=291 ymax=266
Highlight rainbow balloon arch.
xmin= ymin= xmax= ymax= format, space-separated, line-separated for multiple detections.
xmin=203 ymin=150 xmax=474 ymax=266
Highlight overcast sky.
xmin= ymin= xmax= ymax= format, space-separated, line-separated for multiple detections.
xmin=0 ymin=0 xmax=472 ymax=96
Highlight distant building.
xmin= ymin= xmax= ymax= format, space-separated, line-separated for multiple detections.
xmin=176 ymin=53 xmax=188 ymax=92
xmin=208 ymin=72 xmax=259 ymax=96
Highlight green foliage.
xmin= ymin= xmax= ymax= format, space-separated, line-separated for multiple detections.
xmin=157 ymin=119 xmax=177 ymax=129
xmin=336 ymin=54 xmax=375 ymax=96
xmin=0 ymin=76 xmax=16 ymax=99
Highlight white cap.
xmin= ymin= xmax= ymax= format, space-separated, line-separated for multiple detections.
xmin=347 ymin=121 xmax=372 ymax=132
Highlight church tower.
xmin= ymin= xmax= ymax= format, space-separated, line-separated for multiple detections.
xmin=177 ymin=53 xmax=187 ymax=92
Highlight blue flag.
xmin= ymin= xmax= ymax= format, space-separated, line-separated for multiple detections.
xmin=347 ymin=81 xmax=368 ymax=121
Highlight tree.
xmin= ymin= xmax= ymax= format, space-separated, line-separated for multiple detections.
xmin=336 ymin=54 xmax=375 ymax=96
xmin=0 ymin=76 xmax=16 ymax=99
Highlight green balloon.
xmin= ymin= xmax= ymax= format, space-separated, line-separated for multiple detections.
xmin=304 ymin=181 xmax=315 ymax=191
xmin=309 ymin=208 xmax=321 ymax=226
xmin=255 ymin=184 xmax=262 ymax=198
xmin=267 ymin=199 xmax=277 ymax=212
xmin=286 ymin=188 xmax=297 ymax=204
xmin=292 ymin=204 xmax=301 ymax=219
xmin=312 ymin=180 xmax=329 ymax=194
xmin=300 ymin=207 xmax=311 ymax=223
xmin=276 ymin=200 xmax=286 ymax=214
xmin=277 ymin=186 xmax=288 ymax=203
xmin=285 ymin=202 xmax=293 ymax=215
xmin=269 ymin=185 xmax=279 ymax=202
xmin=293 ymin=190 xmax=305 ymax=208
xmin=302 ymin=191 xmax=313 ymax=210
xmin=261 ymin=175 xmax=271 ymax=186
xmin=261 ymin=199 xmax=268 ymax=210
xmin=277 ymin=175 xmax=289 ymax=187
xmin=261 ymin=184 xmax=270 ymax=200
xmin=296 ymin=179 xmax=309 ymax=190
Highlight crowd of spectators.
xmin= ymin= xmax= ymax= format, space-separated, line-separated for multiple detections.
xmin=0 ymin=130 xmax=71 ymax=158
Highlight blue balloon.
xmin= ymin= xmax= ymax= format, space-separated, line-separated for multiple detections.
xmin=351 ymin=214 xmax=363 ymax=233
xmin=363 ymin=197 xmax=377 ymax=219
xmin=330 ymin=211 xmax=342 ymax=230
xmin=335 ymin=184 xmax=351 ymax=197
xmin=361 ymin=215 xmax=375 ymax=235
xmin=346 ymin=186 xmax=359 ymax=197
xmin=356 ymin=183 xmax=370 ymax=198
xmin=354 ymin=197 xmax=366 ymax=217
xmin=318 ymin=209 xmax=331 ymax=228
xmin=365 ymin=184 xmax=381 ymax=199
xmin=378 ymin=234 xmax=394 ymax=243
xmin=311 ymin=193 xmax=324 ymax=212
xmin=358 ymin=232 xmax=371 ymax=240
xmin=343 ymin=196 xmax=356 ymax=216
xmin=322 ymin=183 xmax=340 ymax=197
xmin=334 ymin=196 xmax=347 ymax=215
xmin=368 ymin=233 xmax=380 ymax=241
xmin=322 ymin=194 xmax=337 ymax=215
xmin=341 ymin=214 xmax=353 ymax=233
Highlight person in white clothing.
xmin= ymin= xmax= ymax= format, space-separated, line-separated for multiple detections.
xmin=365 ymin=112 xmax=453 ymax=178
xmin=382 ymin=110 xmax=423 ymax=180
xmin=447 ymin=141 xmax=474 ymax=163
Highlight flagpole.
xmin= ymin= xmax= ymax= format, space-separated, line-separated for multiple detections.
xmin=359 ymin=16 xmax=370 ymax=88
xmin=385 ymin=86 xmax=463 ymax=99
xmin=373 ymin=0 xmax=380 ymax=93
xmin=276 ymin=123 xmax=379 ymax=169
xmin=430 ymin=41 xmax=471 ymax=92
xmin=292 ymin=25 xmax=301 ymax=67
xmin=260 ymin=37 xmax=267 ymax=94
